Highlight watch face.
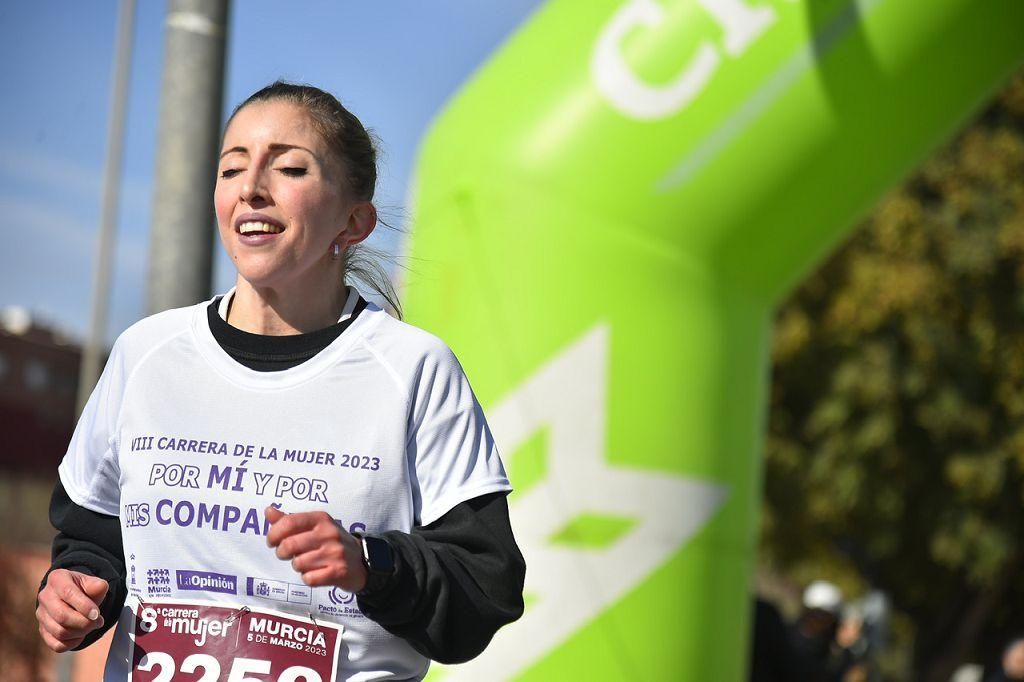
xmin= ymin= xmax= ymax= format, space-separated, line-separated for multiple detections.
xmin=363 ymin=535 xmax=396 ymax=575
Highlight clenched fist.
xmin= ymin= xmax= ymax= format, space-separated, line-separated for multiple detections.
xmin=37 ymin=569 xmax=108 ymax=653
xmin=265 ymin=506 xmax=368 ymax=592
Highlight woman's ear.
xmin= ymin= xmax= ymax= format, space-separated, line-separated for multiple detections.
xmin=338 ymin=201 xmax=377 ymax=248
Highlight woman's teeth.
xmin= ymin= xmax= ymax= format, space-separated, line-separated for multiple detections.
xmin=239 ymin=221 xmax=283 ymax=235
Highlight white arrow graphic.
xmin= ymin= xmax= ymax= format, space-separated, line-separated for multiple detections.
xmin=433 ymin=323 xmax=728 ymax=680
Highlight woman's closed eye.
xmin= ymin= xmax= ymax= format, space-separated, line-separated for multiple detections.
xmin=220 ymin=168 xmax=243 ymax=179
xmin=278 ymin=167 xmax=308 ymax=177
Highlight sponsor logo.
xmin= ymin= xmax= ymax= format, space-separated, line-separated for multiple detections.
xmin=146 ymin=568 xmax=171 ymax=596
xmin=288 ymin=584 xmax=312 ymax=605
xmin=328 ymin=588 xmax=354 ymax=606
xmin=246 ymin=577 xmax=287 ymax=601
xmin=176 ymin=570 xmax=237 ymax=595
xmin=316 ymin=587 xmax=363 ymax=619
xmin=245 ymin=577 xmax=312 ymax=605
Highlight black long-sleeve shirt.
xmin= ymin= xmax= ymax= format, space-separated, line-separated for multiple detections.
xmin=43 ymin=295 xmax=525 ymax=663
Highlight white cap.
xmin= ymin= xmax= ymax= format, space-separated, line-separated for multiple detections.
xmin=803 ymin=580 xmax=843 ymax=614
xmin=1 ymin=306 xmax=31 ymax=335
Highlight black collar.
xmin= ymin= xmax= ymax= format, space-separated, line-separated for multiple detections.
xmin=206 ymin=296 xmax=368 ymax=372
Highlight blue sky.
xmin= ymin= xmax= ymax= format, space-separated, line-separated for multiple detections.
xmin=0 ymin=1 xmax=543 ymax=343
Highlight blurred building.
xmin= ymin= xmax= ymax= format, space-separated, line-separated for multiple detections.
xmin=0 ymin=306 xmax=89 ymax=477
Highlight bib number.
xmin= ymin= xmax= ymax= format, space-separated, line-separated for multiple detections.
xmin=129 ymin=599 xmax=341 ymax=682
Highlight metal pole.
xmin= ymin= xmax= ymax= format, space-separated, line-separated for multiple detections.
xmin=76 ymin=0 xmax=136 ymax=418
xmin=146 ymin=0 xmax=230 ymax=315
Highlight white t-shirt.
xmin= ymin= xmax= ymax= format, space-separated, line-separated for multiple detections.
xmin=59 ymin=291 xmax=511 ymax=681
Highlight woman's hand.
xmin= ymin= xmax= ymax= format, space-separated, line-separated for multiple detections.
xmin=36 ymin=569 xmax=108 ymax=653
xmin=265 ymin=507 xmax=367 ymax=593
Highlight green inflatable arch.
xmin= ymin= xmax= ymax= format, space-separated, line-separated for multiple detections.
xmin=404 ymin=0 xmax=1024 ymax=678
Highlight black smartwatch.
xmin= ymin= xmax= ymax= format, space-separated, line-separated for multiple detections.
xmin=355 ymin=533 xmax=396 ymax=597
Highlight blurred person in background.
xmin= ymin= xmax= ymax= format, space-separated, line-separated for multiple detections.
xmin=986 ymin=635 xmax=1024 ymax=682
xmin=750 ymin=596 xmax=805 ymax=682
xmin=750 ymin=585 xmax=879 ymax=682
xmin=835 ymin=591 xmax=890 ymax=682
xmin=792 ymin=580 xmax=858 ymax=682
xmin=835 ymin=607 xmax=872 ymax=682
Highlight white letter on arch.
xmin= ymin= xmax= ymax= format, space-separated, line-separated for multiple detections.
xmin=592 ymin=0 xmax=776 ymax=120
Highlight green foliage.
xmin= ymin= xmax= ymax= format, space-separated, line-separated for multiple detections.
xmin=762 ymin=70 xmax=1024 ymax=679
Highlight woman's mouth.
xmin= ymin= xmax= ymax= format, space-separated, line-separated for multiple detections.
xmin=235 ymin=215 xmax=286 ymax=245
xmin=238 ymin=220 xmax=284 ymax=235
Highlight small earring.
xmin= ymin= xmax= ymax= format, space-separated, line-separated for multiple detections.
xmin=332 ymin=243 xmax=341 ymax=259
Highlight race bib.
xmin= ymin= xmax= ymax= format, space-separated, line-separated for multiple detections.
xmin=128 ymin=598 xmax=342 ymax=682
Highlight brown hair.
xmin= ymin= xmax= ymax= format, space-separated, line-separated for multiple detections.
xmin=227 ymin=81 xmax=401 ymax=316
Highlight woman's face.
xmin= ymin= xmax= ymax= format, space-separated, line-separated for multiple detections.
xmin=215 ymin=100 xmax=361 ymax=293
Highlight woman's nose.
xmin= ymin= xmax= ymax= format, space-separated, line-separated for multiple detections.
xmin=240 ymin=166 xmax=268 ymax=203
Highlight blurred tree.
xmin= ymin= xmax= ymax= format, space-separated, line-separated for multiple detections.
xmin=762 ymin=70 xmax=1024 ymax=682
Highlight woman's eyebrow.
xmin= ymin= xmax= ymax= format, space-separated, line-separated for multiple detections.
xmin=219 ymin=143 xmax=317 ymax=159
